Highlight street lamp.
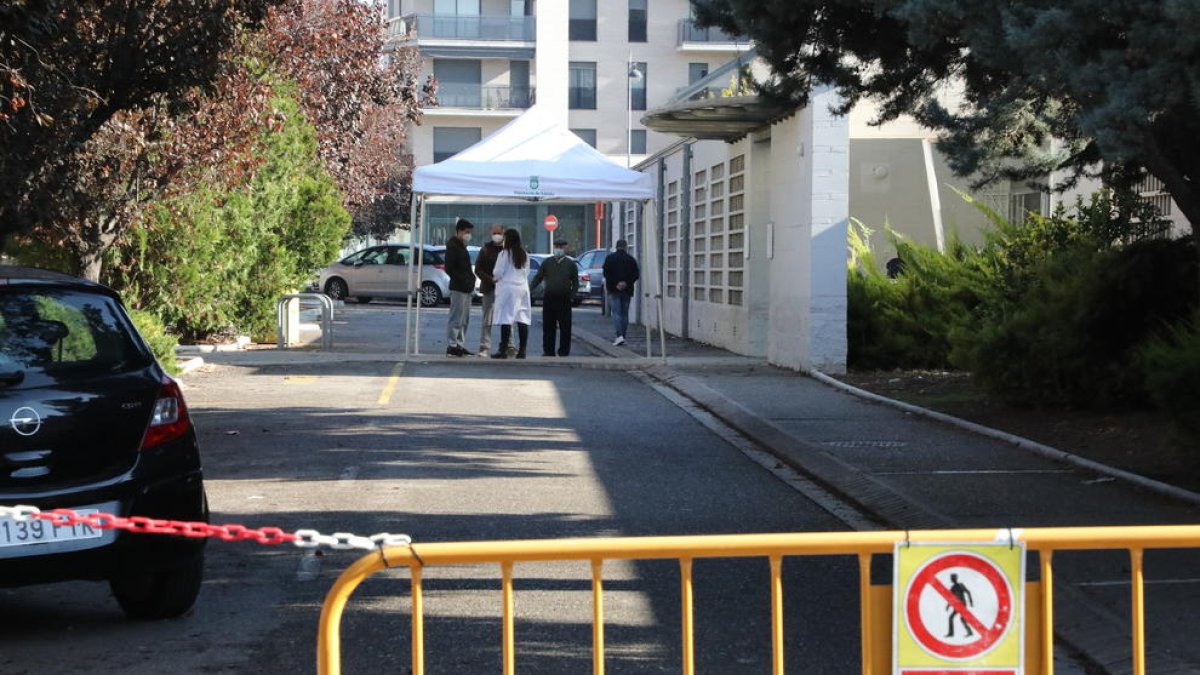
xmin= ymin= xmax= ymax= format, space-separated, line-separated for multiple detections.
xmin=626 ymin=56 xmax=643 ymax=169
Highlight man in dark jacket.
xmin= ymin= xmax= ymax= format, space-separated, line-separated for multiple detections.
xmin=601 ymin=239 xmax=639 ymax=346
xmin=530 ymin=240 xmax=580 ymax=357
xmin=473 ymin=224 xmax=504 ymax=356
xmin=444 ymin=217 xmax=476 ymax=356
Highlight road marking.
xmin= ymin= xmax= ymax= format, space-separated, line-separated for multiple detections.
xmin=876 ymin=469 xmax=1072 ymax=476
xmin=296 ymin=550 xmax=321 ymax=581
xmin=284 ymin=376 xmax=319 ymax=384
xmin=377 ymin=362 xmax=405 ymax=404
xmin=632 ymin=371 xmax=880 ymax=531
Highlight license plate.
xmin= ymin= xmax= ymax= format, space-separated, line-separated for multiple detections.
xmin=0 ymin=510 xmax=102 ymax=548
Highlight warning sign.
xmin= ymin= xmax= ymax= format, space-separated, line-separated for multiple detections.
xmin=894 ymin=542 xmax=1025 ymax=675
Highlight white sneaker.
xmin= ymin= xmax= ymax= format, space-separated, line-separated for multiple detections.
xmin=477 ymin=348 xmax=489 ymax=357
xmin=613 ymin=336 xmax=626 ymax=346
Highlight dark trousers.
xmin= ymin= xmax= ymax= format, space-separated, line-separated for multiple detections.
xmin=542 ymin=297 xmax=573 ymax=356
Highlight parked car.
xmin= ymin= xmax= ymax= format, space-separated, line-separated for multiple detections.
xmin=527 ymin=254 xmax=587 ymax=306
xmin=318 ymin=244 xmax=453 ymax=307
xmin=575 ymin=248 xmax=610 ymax=303
xmin=0 ymin=266 xmax=208 ymax=619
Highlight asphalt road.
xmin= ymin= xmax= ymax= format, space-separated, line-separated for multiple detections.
xmin=1 ymin=355 xmax=863 ymax=673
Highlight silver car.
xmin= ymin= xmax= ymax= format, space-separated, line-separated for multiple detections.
xmin=318 ymin=245 xmax=451 ymax=307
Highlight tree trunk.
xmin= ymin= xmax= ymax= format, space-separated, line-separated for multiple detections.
xmin=1141 ymin=135 xmax=1200 ymax=304
xmin=80 ymin=250 xmax=105 ymax=283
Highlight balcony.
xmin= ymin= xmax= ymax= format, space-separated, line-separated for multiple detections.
xmin=426 ymin=84 xmax=535 ymax=113
xmin=677 ymin=19 xmax=751 ymax=50
xmin=392 ymin=13 xmax=536 ymax=42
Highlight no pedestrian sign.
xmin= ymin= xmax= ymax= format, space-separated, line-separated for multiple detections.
xmin=894 ymin=542 xmax=1025 ymax=675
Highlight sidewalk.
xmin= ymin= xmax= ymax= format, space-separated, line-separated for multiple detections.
xmin=570 ymin=312 xmax=1200 ymax=675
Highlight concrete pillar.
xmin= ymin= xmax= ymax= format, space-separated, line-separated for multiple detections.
xmin=534 ymin=2 xmax=568 ymax=117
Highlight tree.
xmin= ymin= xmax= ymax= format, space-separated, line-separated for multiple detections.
xmin=690 ymin=1 xmax=1200 ymax=236
xmin=259 ymin=0 xmax=422 ymax=214
xmin=18 ymin=59 xmax=276 ymax=280
xmin=0 ymin=0 xmax=283 ymax=244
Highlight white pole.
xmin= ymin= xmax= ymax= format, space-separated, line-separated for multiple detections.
xmin=650 ymin=200 xmax=667 ymax=362
xmin=921 ymin=137 xmax=945 ymax=253
xmin=642 ymin=202 xmax=651 ymax=358
xmin=415 ymin=198 xmax=428 ymax=355
xmin=405 ymin=193 xmax=419 ymax=357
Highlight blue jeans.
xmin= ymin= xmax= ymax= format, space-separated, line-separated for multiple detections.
xmin=609 ymin=291 xmax=632 ymax=339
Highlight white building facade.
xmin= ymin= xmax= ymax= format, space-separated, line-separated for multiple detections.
xmin=385 ymin=0 xmax=751 ymax=250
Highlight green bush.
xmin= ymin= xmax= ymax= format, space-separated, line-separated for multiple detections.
xmin=1141 ymin=313 xmax=1200 ymax=437
xmin=128 ymin=309 xmax=180 ymax=375
xmin=847 ymin=220 xmax=990 ymax=369
xmin=108 ymin=92 xmax=349 ymax=341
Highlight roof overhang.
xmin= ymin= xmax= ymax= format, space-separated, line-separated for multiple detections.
xmin=641 ymin=95 xmax=791 ymax=141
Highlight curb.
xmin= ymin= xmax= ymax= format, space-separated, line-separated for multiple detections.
xmin=806 ymin=369 xmax=1200 ymax=508
xmin=177 ymin=356 xmax=206 ymax=375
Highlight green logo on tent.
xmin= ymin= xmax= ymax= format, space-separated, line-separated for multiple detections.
xmin=529 ymin=176 xmax=539 ymax=190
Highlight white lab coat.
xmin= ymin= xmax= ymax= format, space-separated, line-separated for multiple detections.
xmin=492 ymin=249 xmax=532 ymax=325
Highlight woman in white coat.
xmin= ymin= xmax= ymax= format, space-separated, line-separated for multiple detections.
xmin=490 ymin=228 xmax=532 ymax=359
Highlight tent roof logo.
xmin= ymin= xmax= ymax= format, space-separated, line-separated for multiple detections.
xmin=529 ymin=176 xmax=539 ymax=190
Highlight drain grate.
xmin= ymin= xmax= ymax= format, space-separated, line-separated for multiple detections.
xmin=821 ymin=440 xmax=908 ymax=449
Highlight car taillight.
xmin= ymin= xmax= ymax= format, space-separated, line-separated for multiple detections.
xmin=433 ymin=264 xmax=445 ymax=270
xmin=141 ymin=375 xmax=192 ymax=450
xmin=581 ymin=274 xmax=591 ymax=282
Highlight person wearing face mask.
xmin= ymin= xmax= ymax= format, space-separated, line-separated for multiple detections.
xmin=473 ymin=224 xmax=506 ymax=357
xmin=490 ymin=228 xmax=533 ymax=359
xmin=529 ymin=239 xmax=580 ymax=357
xmin=443 ymin=217 xmax=476 ymax=357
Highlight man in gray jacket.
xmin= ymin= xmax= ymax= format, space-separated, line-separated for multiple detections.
xmin=444 ymin=217 xmax=476 ymax=356
xmin=530 ymin=240 xmax=580 ymax=356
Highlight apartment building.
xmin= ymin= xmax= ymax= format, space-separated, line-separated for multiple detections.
xmin=385 ymin=0 xmax=750 ymax=251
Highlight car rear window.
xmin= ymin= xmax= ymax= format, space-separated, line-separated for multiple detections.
xmin=0 ymin=288 xmax=148 ymax=389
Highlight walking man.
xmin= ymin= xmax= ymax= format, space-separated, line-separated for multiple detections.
xmin=530 ymin=240 xmax=580 ymax=356
xmin=601 ymin=239 xmax=639 ymax=346
xmin=444 ymin=217 xmax=476 ymax=356
xmin=474 ymin=224 xmax=505 ymax=356
xmin=945 ymin=573 xmax=975 ymax=638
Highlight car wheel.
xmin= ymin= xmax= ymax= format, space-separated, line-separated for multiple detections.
xmin=324 ymin=278 xmax=348 ymax=301
xmin=352 ymin=297 xmax=372 ymax=304
xmin=419 ymin=282 xmax=443 ymax=307
xmin=110 ymin=550 xmax=204 ymax=620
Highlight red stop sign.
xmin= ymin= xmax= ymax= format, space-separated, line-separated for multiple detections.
xmin=544 ymin=214 xmax=559 ymax=231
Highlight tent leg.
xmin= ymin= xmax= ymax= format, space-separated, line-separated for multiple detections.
xmin=643 ymin=199 xmax=666 ymax=362
xmin=415 ymin=200 xmax=428 ymax=355
xmin=405 ymin=194 xmax=419 ymax=357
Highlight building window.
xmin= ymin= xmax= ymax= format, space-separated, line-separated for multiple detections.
xmin=434 ymin=59 xmax=482 ymax=107
xmin=630 ymin=61 xmax=647 ymax=110
xmin=433 ymin=127 xmax=481 ymax=163
xmin=666 ymin=179 xmax=681 ymax=298
xmin=569 ymin=61 xmax=597 ymax=109
xmin=571 ymin=128 xmax=597 ymax=148
xmin=629 ymin=129 xmax=646 ymax=154
xmin=688 ymin=62 xmax=709 ymax=85
xmin=689 ymin=156 xmax=745 ymax=305
xmin=569 ymin=0 xmax=597 ymax=41
xmin=628 ymin=0 xmax=647 ymax=42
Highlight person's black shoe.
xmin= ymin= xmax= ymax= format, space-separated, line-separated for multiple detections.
xmin=447 ymin=346 xmax=465 ymax=357
xmin=491 ymin=351 xmax=508 ymax=359
xmin=515 ymin=352 xmax=526 ymax=359
xmin=542 ymin=352 xmax=555 ymax=357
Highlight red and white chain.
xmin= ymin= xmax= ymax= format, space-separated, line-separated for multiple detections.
xmin=0 ymin=504 xmax=411 ymax=552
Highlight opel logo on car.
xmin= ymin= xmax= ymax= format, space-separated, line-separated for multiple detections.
xmin=10 ymin=407 xmax=42 ymax=437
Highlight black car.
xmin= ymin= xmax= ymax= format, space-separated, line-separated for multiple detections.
xmin=0 ymin=266 xmax=208 ymax=619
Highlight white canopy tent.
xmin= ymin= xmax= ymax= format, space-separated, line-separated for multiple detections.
xmin=405 ymin=105 xmax=666 ymax=358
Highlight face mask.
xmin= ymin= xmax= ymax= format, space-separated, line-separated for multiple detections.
xmin=492 ymin=234 xmax=504 ymax=244
xmin=554 ymin=248 xmax=566 ymax=258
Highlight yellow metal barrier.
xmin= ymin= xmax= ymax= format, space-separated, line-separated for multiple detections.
xmin=317 ymin=525 xmax=1200 ymax=674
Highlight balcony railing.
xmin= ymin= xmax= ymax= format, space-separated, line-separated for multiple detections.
xmin=396 ymin=13 xmax=536 ymax=42
xmin=428 ymin=84 xmax=535 ymax=111
xmin=677 ymin=19 xmax=749 ymax=46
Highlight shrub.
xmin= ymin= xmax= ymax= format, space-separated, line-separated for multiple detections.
xmin=1141 ymin=313 xmax=1200 ymax=437
xmin=960 ymin=236 xmax=1197 ymax=407
xmin=847 ymin=220 xmax=990 ymax=369
xmin=128 ymin=309 xmax=180 ymax=375
xmin=108 ymin=92 xmax=349 ymax=341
